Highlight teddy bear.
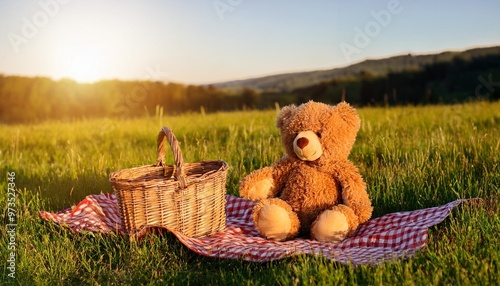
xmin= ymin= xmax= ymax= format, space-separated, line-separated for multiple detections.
xmin=239 ymin=101 xmax=372 ymax=242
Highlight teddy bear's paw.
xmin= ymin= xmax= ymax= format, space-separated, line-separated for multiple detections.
xmin=311 ymin=210 xmax=349 ymax=242
xmin=246 ymin=178 xmax=275 ymax=201
xmin=255 ymin=204 xmax=293 ymax=241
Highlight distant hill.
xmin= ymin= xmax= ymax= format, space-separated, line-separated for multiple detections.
xmin=212 ymin=46 xmax=500 ymax=92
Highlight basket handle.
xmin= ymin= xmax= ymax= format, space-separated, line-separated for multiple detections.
xmin=155 ymin=127 xmax=187 ymax=188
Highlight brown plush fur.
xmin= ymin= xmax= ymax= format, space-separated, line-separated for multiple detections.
xmin=239 ymin=101 xmax=373 ymax=242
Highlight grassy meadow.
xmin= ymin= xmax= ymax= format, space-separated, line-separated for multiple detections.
xmin=1 ymin=101 xmax=499 ymax=285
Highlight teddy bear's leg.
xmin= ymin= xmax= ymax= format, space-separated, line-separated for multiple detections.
xmin=252 ymin=198 xmax=300 ymax=241
xmin=310 ymin=204 xmax=358 ymax=242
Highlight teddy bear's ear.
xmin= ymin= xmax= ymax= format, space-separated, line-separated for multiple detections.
xmin=276 ymin=104 xmax=297 ymax=129
xmin=335 ymin=102 xmax=360 ymax=129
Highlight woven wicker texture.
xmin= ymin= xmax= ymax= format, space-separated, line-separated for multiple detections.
xmin=109 ymin=127 xmax=228 ymax=237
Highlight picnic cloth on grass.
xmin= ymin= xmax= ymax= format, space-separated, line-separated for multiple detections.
xmin=39 ymin=194 xmax=468 ymax=265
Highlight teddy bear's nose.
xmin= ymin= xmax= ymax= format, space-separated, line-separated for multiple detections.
xmin=296 ymin=137 xmax=309 ymax=149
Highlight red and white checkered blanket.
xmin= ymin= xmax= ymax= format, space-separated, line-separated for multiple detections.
xmin=39 ymin=194 xmax=466 ymax=265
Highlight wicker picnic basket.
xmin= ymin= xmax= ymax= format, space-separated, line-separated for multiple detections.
xmin=109 ymin=127 xmax=228 ymax=237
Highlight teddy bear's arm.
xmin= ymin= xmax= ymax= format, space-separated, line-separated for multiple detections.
xmin=333 ymin=161 xmax=373 ymax=224
xmin=239 ymin=157 xmax=293 ymax=201
xmin=239 ymin=167 xmax=278 ymax=201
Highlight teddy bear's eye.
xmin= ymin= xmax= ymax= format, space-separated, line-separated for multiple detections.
xmin=316 ymin=132 xmax=322 ymax=138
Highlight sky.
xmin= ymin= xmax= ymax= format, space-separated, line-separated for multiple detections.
xmin=1 ymin=0 xmax=500 ymax=85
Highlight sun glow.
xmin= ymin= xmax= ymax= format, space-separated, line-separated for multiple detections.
xmin=60 ymin=47 xmax=108 ymax=83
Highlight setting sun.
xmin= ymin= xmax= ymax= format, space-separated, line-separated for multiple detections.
xmin=60 ymin=48 xmax=106 ymax=83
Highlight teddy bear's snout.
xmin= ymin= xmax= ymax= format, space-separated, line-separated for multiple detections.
xmin=293 ymin=131 xmax=323 ymax=161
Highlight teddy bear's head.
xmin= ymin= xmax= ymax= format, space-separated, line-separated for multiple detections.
xmin=276 ymin=101 xmax=361 ymax=163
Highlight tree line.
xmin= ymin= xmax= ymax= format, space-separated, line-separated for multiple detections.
xmin=0 ymin=76 xmax=259 ymax=123
xmin=263 ymin=54 xmax=500 ymax=107
xmin=1 ymin=54 xmax=498 ymax=123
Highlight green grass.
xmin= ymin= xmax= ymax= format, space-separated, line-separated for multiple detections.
xmin=1 ymin=101 xmax=499 ymax=285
